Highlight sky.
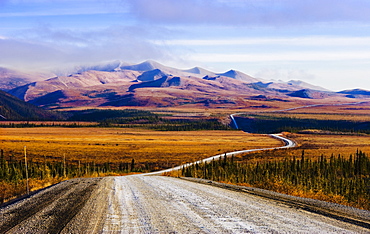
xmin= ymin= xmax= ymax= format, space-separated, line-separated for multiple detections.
xmin=1 ymin=0 xmax=370 ymax=91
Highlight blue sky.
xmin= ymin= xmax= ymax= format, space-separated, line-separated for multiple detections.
xmin=1 ymin=0 xmax=370 ymax=91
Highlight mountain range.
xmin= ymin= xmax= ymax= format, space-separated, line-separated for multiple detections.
xmin=2 ymin=60 xmax=370 ymax=110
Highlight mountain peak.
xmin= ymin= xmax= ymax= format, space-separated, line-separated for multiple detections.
xmin=120 ymin=60 xmax=165 ymax=72
xmin=184 ymin=67 xmax=202 ymax=74
xmin=286 ymin=80 xmax=330 ymax=92
xmin=217 ymin=69 xmax=258 ymax=83
xmin=182 ymin=67 xmax=215 ymax=78
xmin=224 ymin=69 xmax=238 ymax=76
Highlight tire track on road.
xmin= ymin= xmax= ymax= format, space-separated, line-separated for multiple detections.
xmin=0 ymin=178 xmax=101 ymax=233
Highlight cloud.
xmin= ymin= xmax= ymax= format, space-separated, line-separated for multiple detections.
xmin=0 ymin=38 xmax=64 ymax=69
xmin=191 ymin=50 xmax=370 ymax=63
xmin=0 ymin=25 xmax=182 ymax=72
xmin=255 ymin=69 xmax=316 ymax=82
xmin=124 ymin=0 xmax=370 ymax=26
xmin=157 ymin=36 xmax=370 ymax=47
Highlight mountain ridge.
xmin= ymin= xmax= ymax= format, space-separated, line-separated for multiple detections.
xmin=3 ymin=60 xmax=369 ymax=110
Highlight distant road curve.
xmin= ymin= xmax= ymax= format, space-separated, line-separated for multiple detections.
xmin=147 ymin=111 xmax=296 ymax=176
xmin=147 ymin=133 xmax=296 ymax=176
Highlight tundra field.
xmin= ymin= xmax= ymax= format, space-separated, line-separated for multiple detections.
xmin=1 ymin=105 xmax=370 ymax=208
xmin=0 ymin=127 xmax=281 ymax=168
xmin=1 ymin=127 xmax=370 ymax=168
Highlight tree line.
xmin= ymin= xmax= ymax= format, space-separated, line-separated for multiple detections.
xmin=0 ymin=149 xmax=139 ymax=204
xmin=179 ymin=150 xmax=370 ymax=210
xmin=235 ymin=115 xmax=370 ymax=134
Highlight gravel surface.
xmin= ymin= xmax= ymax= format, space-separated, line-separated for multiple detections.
xmin=0 ymin=177 xmax=103 ymax=233
xmin=1 ymin=175 xmax=369 ymax=233
xmin=102 ymin=175 xmax=369 ymax=233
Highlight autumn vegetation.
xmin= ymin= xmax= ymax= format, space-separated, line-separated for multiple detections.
xmin=0 ymin=127 xmax=279 ymax=204
xmin=1 ymin=107 xmax=370 ymax=210
xmin=174 ymin=149 xmax=370 ymax=210
xmin=234 ymin=112 xmax=370 ymax=134
xmin=167 ymin=131 xmax=370 ymax=210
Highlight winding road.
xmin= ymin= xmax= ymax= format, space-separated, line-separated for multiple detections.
xmin=1 ymin=128 xmax=369 ymax=233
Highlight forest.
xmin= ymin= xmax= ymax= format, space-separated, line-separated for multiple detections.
xmin=234 ymin=114 xmax=370 ymax=134
xmin=0 ymin=109 xmax=231 ymax=131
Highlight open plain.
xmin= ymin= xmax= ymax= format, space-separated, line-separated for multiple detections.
xmin=0 ymin=127 xmax=281 ymax=168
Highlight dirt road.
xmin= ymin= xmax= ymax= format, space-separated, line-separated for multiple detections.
xmin=1 ymin=175 xmax=369 ymax=233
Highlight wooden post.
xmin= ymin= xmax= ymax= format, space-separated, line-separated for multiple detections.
xmin=24 ymin=146 xmax=30 ymax=195
xmin=63 ymin=153 xmax=66 ymax=178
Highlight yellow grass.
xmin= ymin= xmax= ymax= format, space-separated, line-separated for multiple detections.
xmin=0 ymin=127 xmax=282 ymax=168
xmin=251 ymin=112 xmax=370 ymax=121
xmin=237 ymin=132 xmax=370 ymax=162
xmin=287 ymin=132 xmax=370 ymax=158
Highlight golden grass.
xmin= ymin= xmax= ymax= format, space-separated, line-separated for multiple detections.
xmin=284 ymin=101 xmax=370 ymax=114
xmin=237 ymin=132 xmax=370 ymax=162
xmin=0 ymin=127 xmax=282 ymax=168
xmin=287 ymin=132 xmax=370 ymax=158
xmin=251 ymin=112 xmax=370 ymax=121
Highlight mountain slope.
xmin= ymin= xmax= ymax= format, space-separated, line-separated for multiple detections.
xmin=338 ymin=89 xmax=370 ymax=98
xmin=0 ymin=90 xmax=61 ymax=120
xmin=137 ymin=69 xmax=169 ymax=82
xmin=287 ymin=89 xmax=332 ymax=99
xmin=9 ymin=70 xmax=140 ymax=101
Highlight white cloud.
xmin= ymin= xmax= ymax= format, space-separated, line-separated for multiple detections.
xmin=255 ymin=69 xmax=316 ymax=82
xmin=0 ymin=24 xmax=183 ymax=72
xmin=156 ymin=36 xmax=370 ymax=47
xmin=191 ymin=51 xmax=370 ymax=63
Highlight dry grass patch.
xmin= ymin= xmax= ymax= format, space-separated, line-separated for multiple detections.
xmin=0 ymin=127 xmax=282 ymax=169
xmin=255 ymin=112 xmax=370 ymax=122
xmin=288 ymin=133 xmax=370 ymax=158
xmin=232 ymin=132 xmax=370 ymax=163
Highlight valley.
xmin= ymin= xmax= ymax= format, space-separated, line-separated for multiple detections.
xmin=0 ymin=60 xmax=370 ymax=232
xmin=1 ymin=133 xmax=369 ymax=233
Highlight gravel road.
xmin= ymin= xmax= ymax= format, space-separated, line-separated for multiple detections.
xmin=0 ymin=177 xmax=104 ymax=233
xmin=2 ymin=175 xmax=369 ymax=233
